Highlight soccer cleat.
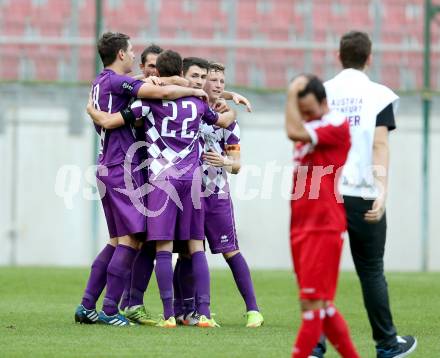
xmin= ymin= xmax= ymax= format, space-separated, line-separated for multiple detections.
xmin=192 ymin=312 xmax=220 ymax=328
xmin=175 ymin=311 xmax=199 ymax=326
xmin=97 ymin=311 xmax=130 ymax=326
xmin=184 ymin=311 xmax=202 ymax=326
xmin=246 ymin=310 xmax=264 ymax=328
xmin=124 ymin=305 xmax=157 ymax=326
xmin=155 ymin=316 xmax=177 ymax=328
xmin=376 ymin=335 xmax=417 ymax=358
xmin=308 ymin=354 xmax=323 ymax=358
xmin=74 ymin=304 xmax=98 ymax=324
xmin=175 ymin=313 xmax=187 ymax=326
xmin=309 ymin=339 xmax=326 ymax=358
xmin=309 ymin=350 xmax=324 ymax=358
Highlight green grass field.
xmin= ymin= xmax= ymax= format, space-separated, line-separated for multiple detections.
xmin=0 ymin=268 xmax=438 ymax=357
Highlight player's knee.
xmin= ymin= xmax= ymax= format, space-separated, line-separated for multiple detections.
xmin=156 ymin=240 xmax=173 ymax=252
xmin=223 ymin=250 xmax=240 ymax=260
xmin=188 ymin=239 xmax=204 ymax=254
xmin=118 ymin=235 xmax=140 ymax=249
xmin=108 ymin=238 xmax=118 ymax=247
xmin=300 ymin=299 xmax=325 ymax=311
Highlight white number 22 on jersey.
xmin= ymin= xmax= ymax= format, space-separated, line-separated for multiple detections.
xmin=161 ymin=100 xmax=197 ymax=138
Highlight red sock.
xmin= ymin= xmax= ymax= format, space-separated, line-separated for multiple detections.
xmin=323 ymin=304 xmax=360 ymax=358
xmin=292 ymin=309 xmax=324 ymax=358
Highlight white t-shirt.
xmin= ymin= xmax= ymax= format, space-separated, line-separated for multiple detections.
xmin=324 ymin=69 xmax=399 ymax=199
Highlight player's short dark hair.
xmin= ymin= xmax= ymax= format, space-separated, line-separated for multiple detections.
xmin=297 ymin=74 xmax=327 ymax=104
xmin=156 ymin=50 xmax=182 ymax=77
xmin=339 ymin=31 xmax=372 ymax=69
xmin=209 ymin=62 xmax=225 ymax=73
xmin=140 ymin=44 xmax=163 ymax=65
xmin=97 ymin=32 xmax=130 ymax=67
xmin=182 ymin=57 xmax=210 ymax=76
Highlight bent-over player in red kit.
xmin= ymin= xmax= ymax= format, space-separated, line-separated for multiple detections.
xmin=285 ymin=75 xmax=360 ymax=358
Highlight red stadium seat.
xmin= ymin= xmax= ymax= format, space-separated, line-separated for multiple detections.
xmin=0 ymin=0 xmax=433 ymax=89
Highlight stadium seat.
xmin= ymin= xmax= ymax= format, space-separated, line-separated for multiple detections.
xmin=0 ymin=0 xmax=434 ymax=90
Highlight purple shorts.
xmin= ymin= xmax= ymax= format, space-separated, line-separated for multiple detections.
xmin=146 ymin=179 xmax=204 ymax=242
xmin=97 ymin=163 xmax=147 ymax=238
xmin=203 ymin=193 xmax=239 ymax=254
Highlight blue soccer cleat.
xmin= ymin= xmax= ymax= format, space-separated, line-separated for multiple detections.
xmin=97 ymin=311 xmax=131 ymax=326
xmin=75 ymin=304 xmax=98 ymax=324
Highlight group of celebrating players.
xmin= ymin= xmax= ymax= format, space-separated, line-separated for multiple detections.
xmin=74 ymin=29 xmax=418 ymax=358
xmin=75 ymin=32 xmax=263 ymax=329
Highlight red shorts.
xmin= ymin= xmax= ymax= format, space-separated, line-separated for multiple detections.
xmin=290 ymin=230 xmax=346 ymax=301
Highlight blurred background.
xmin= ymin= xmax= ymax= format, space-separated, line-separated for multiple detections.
xmin=0 ymin=0 xmax=438 ymax=271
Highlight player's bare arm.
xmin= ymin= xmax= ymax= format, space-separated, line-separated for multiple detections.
xmin=285 ymin=76 xmax=312 ymax=143
xmin=159 ymin=76 xmax=190 ymax=87
xmin=142 ymin=76 xmax=163 ymax=85
xmin=86 ymin=101 xmax=124 ymax=129
xmin=221 ymin=90 xmax=252 ymax=112
xmin=140 ymin=76 xmax=189 ymax=87
xmin=365 ymin=126 xmax=389 ymax=223
xmin=226 ymin=148 xmax=241 ymax=174
xmin=214 ymin=108 xmax=237 ymax=128
xmin=203 ymin=147 xmax=241 ymax=174
xmin=137 ymin=83 xmax=208 ymax=101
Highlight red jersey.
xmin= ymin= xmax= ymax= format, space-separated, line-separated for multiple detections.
xmin=290 ymin=110 xmax=351 ymax=233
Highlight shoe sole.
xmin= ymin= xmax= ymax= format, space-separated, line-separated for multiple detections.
xmin=246 ymin=320 xmax=264 ymax=328
xmin=185 ymin=320 xmax=199 ymax=326
xmin=392 ymin=338 xmax=418 ymax=358
xmin=156 ymin=324 xmax=177 ymax=328
xmin=126 ymin=318 xmax=157 ymax=326
xmin=175 ymin=318 xmax=187 ymax=326
xmin=197 ymin=322 xmax=220 ymax=328
xmin=139 ymin=321 xmax=158 ymax=326
xmin=97 ymin=321 xmax=130 ymax=326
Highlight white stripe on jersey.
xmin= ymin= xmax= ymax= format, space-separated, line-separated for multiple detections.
xmin=108 ymin=93 xmax=113 ymax=113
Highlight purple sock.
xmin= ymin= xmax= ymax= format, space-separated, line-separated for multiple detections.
xmin=226 ymin=253 xmax=259 ymax=312
xmin=173 ymin=258 xmax=184 ymax=316
xmin=180 ymin=257 xmax=195 ymax=314
xmin=128 ymin=243 xmax=155 ymax=307
xmin=192 ymin=251 xmax=211 ymax=318
xmin=155 ymin=251 xmax=174 ymax=320
xmin=102 ymin=244 xmax=137 ymax=316
xmin=119 ymin=274 xmax=131 ymax=311
xmin=81 ymin=244 xmax=115 ymax=310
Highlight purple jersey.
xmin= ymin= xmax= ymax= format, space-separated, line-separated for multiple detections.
xmin=200 ymin=120 xmax=240 ymax=194
xmin=130 ymin=96 xmax=219 ymax=180
xmin=91 ymin=69 xmax=144 ymax=166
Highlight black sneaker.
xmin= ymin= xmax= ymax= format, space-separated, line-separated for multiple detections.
xmin=309 ymin=336 xmax=326 ymax=358
xmin=376 ymin=336 xmax=417 ymax=358
xmin=308 ymin=350 xmax=324 ymax=358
